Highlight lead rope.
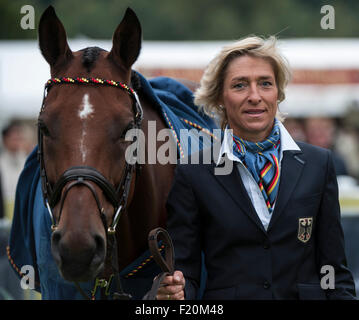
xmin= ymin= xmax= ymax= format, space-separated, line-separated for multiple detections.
xmin=143 ymin=227 xmax=175 ymax=300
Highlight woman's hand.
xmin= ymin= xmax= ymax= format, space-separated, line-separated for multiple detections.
xmin=156 ymin=270 xmax=185 ymax=300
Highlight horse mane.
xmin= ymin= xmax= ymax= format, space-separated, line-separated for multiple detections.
xmin=130 ymin=70 xmax=141 ymax=91
xmin=81 ymin=46 xmax=104 ymax=72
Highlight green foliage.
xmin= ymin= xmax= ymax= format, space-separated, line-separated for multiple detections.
xmin=1 ymin=0 xmax=358 ymax=40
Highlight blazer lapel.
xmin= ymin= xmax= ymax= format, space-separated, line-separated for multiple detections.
xmin=209 ymin=157 xmax=267 ymax=234
xmin=267 ymin=150 xmax=306 ymax=231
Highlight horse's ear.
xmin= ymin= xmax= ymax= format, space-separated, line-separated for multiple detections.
xmin=38 ymin=6 xmax=72 ymax=68
xmin=108 ymin=8 xmax=142 ymax=70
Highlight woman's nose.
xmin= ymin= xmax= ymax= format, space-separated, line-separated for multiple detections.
xmin=247 ymin=84 xmax=262 ymax=104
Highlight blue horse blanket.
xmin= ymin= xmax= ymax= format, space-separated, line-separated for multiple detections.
xmin=7 ymin=73 xmax=216 ymax=300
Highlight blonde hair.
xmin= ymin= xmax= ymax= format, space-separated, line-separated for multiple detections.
xmin=194 ymin=36 xmax=292 ymax=129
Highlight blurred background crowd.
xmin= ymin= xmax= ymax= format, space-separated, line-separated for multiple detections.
xmin=0 ymin=119 xmax=36 ymax=220
xmin=0 ymin=0 xmax=358 ymax=299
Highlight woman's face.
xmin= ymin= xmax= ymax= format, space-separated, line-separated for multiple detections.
xmin=221 ymin=55 xmax=279 ymax=142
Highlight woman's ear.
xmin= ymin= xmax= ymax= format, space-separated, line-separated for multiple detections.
xmin=217 ymin=95 xmax=224 ymax=108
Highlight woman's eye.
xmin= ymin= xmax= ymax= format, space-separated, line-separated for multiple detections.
xmin=233 ymin=83 xmax=246 ymax=89
xmin=261 ymin=81 xmax=273 ymax=87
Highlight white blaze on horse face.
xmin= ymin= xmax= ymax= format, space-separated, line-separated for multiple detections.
xmin=79 ymin=93 xmax=94 ymax=119
xmin=78 ymin=93 xmax=94 ymax=162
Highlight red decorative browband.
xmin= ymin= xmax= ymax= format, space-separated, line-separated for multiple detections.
xmin=45 ymin=77 xmax=135 ymax=95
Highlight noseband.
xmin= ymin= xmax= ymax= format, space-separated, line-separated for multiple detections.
xmin=37 ymin=77 xmax=143 ymax=235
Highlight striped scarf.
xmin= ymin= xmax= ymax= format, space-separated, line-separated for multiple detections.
xmin=232 ymin=120 xmax=281 ymax=214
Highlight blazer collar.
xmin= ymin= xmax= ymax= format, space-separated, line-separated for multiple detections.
xmin=209 ymin=147 xmax=305 ymax=234
xmin=209 ymin=155 xmax=267 ymax=234
xmin=267 ymin=149 xmax=306 ymax=231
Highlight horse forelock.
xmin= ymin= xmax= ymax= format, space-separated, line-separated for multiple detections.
xmin=79 ymin=47 xmax=141 ymax=92
xmin=80 ymin=46 xmax=105 ymax=72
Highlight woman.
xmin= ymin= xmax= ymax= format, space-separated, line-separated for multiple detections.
xmin=156 ymin=36 xmax=356 ymax=300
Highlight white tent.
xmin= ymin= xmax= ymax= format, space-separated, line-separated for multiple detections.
xmin=1 ymin=38 xmax=359 ymax=126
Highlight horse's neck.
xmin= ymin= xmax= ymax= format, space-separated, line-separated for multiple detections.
xmin=116 ymin=97 xmax=175 ymax=270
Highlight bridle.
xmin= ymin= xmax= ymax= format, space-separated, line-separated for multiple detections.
xmin=37 ymin=76 xmax=143 ymax=299
xmin=38 ymin=77 xmax=143 ymax=233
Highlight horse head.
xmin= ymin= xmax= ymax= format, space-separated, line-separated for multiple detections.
xmin=38 ymin=6 xmax=142 ymax=282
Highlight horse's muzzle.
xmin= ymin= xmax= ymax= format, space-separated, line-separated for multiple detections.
xmin=51 ymin=229 xmax=106 ymax=282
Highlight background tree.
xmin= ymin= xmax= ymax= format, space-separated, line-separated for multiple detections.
xmin=0 ymin=0 xmax=358 ymax=40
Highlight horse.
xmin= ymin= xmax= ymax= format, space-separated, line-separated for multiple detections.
xmin=39 ymin=5 xmax=179 ymax=298
xmin=8 ymin=6 xmax=216 ymax=300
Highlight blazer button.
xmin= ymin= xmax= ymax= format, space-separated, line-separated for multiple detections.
xmin=263 ymin=242 xmax=270 ymax=249
xmin=263 ymin=281 xmax=271 ymax=289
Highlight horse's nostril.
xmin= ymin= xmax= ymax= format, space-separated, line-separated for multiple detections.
xmin=51 ymin=230 xmax=63 ymax=265
xmin=51 ymin=230 xmax=62 ymax=248
xmin=94 ymin=234 xmax=105 ymax=256
xmin=50 ymin=229 xmax=106 ymax=281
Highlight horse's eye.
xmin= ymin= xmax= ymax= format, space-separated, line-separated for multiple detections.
xmin=38 ymin=121 xmax=50 ymax=137
xmin=119 ymin=121 xmax=134 ymax=140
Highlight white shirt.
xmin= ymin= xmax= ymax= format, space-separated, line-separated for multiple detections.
xmin=215 ymin=122 xmax=301 ymax=231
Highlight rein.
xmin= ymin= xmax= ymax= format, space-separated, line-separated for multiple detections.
xmin=37 ymin=76 xmax=143 ymax=300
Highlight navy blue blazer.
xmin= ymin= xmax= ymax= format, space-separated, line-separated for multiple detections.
xmin=166 ymin=142 xmax=356 ymax=300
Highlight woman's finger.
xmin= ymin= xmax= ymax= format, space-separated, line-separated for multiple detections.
xmin=156 ymin=290 xmax=184 ymax=300
xmin=160 ymin=271 xmax=185 ymax=286
xmin=158 ymin=284 xmax=184 ymax=295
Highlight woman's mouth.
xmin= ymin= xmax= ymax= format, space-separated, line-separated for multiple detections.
xmin=245 ymin=109 xmax=266 ymax=115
